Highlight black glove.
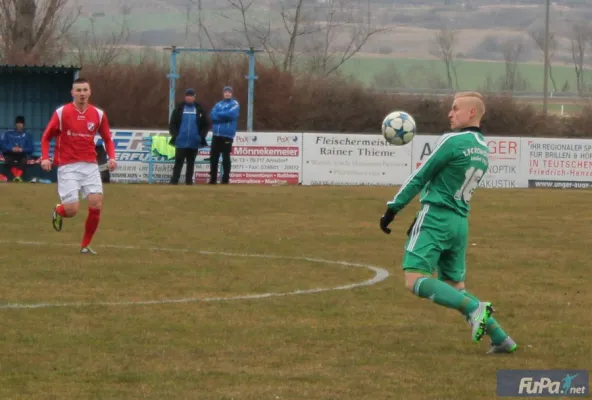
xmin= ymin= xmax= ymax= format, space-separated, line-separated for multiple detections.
xmin=379 ymin=208 xmax=397 ymax=234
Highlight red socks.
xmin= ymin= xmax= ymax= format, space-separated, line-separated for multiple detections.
xmin=10 ymin=167 xmax=22 ymax=177
xmin=56 ymin=204 xmax=67 ymax=217
xmin=81 ymin=207 xmax=101 ymax=248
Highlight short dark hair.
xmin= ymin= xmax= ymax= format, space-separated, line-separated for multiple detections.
xmin=73 ymin=78 xmax=90 ymax=86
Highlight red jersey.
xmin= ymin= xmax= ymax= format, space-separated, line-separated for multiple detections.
xmin=41 ymin=103 xmax=116 ymax=167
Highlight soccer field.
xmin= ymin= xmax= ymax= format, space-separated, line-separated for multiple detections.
xmin=1 ymin=184 xmax=590 ymax=399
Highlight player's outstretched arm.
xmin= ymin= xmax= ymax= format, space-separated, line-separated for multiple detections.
xmin=386 ymin=135 xmax=455 ymax=214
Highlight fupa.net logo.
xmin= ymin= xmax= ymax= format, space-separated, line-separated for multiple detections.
xmin=519 ymin=374 xmax=587 ymax=396
xmin=497 ymin=369 xmax=589 ymax=397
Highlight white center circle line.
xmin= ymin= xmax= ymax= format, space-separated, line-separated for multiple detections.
xmin=0 ymin=240 xmax=390 ymax=310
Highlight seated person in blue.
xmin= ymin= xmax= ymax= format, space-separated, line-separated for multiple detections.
xmin=1 ymin=116 xmax=33 ymax=182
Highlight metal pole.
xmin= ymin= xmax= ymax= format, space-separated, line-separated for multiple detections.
xmin=543 ymin=0 xmax=550 ymax=115
xmin=167 ymin=46 xmax=178 ymax=120
xmin=246 ymin=48 xmax=257 ymax=132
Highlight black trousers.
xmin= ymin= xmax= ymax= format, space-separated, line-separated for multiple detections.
xmin=209 ymin=136 xmax=233 ymax=184
xmin=2 ymin=152 xmax=27 ymax=178
xmin=170 ymin=147 xmax=198 ymax=185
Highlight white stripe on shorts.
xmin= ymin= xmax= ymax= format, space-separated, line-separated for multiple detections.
xmin=407 ymin=204 xmax=430 ymax=252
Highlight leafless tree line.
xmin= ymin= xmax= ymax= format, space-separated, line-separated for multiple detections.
xmin=187 ymin=0 xmax=389 ymax=77
xmin=426 ymin=20 xmax=592 ymax=93
xmin=0 ymin=0 xmax=130 ymax=67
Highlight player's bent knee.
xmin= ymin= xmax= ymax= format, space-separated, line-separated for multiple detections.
xmin=63 ymin=202 xmax=80 ymax=217
xmin=87 ymin=193 xmax=103 ymax=209
xmin=404 ymin=271 xmax=427 ymax=293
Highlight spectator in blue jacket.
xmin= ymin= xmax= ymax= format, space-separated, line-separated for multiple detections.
xmin=209 ymin=86 xmax=240 ymax=184
xmin=1 ymin=116 xmax=33 ymax=182
xmin=168 ymin=88 xmax=210 ymax=185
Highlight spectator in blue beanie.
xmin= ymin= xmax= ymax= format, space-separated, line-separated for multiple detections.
xmin=209 ymin=86 xmax=240 ymax=184
xmin=168 ymin=88 xmax=210 ymax=185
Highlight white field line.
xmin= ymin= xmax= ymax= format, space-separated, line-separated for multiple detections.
xmin=0 ymin=240 xmax=390 ymax=310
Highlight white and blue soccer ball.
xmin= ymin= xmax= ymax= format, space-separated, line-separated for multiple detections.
xmin=381 ymin=111 xmax=416 ymax=146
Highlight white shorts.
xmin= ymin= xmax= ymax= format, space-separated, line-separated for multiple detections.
xmin=57 ymin=162 xmax=103 ymax=204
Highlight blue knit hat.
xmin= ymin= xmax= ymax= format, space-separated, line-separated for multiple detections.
xmin=223 ymin=86 xmax=233 ymax=93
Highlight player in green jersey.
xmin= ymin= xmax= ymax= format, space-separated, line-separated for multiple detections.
xmin=379 ymin=92 xmax=516 ymax=353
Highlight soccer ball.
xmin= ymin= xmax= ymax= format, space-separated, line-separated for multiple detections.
xmin=381 ymin=111 xmax=416 ymax=146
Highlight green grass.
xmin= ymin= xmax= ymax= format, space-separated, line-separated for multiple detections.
xmin=339 ymin=56 xmax=592 ymax=91
xmin=0 ymin=184 xmax=591 ymax=399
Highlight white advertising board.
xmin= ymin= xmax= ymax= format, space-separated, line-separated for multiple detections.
xmin=94 ymin=129 xmax=592 ymax=189
xmin=97 ymin=130 xmax=302 ymax=184
xmin=301 ymin=133 xmax=412 ymax=185
xmin=194 ymin=132 xmax=302 ymax=184
xmin=411 ymin=134 xmax=525 ymax=188
xmin=522 ymin=138 xmax=592 ymax=189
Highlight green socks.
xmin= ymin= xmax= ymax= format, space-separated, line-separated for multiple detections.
xmin=413 ymin=277 xmax=479 ymax=316
xmin=460 ymin=289 xmax=508 ymax=345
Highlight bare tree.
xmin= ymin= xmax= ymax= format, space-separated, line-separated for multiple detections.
xmin=498 ymin=38 xmax=528 ymax=91
xmin=71 ymin=7 xmax=131 ymax=68
xmin=0 ymin=0 xmax=80 ymax=64
xmin=279 ymin=0 xmax=326 ymax=73
xmin=226 ymin=0 xmax=256 ymax=48
xmin=305 ymin=0 xmax=389 ymax=77
xmin=429 ymin=27 xmax=459 ymax=89
xmin=243 ymin=0 xmax=319 ymax=72
xmin=528 ymin=26 xmax=558 ymax=91
xmin=218 ymin=0 xmax=387 ymax=77
xmin=570 ymin=21 xmax=590 ymax=95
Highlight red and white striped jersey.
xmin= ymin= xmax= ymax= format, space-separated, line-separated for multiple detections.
xmin=41 ymin=103 xmax=115 ymax=167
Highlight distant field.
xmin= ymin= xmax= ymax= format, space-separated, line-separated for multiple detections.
xmin=71 ymin=45 xmax=590 ymax=98
xmin=338 ymin=56 xmax=591 ymax=92
xmin=71 ymin=9 xmax=592 ymax=94
xmin=74 ymin=10 xmax=269 ymax=36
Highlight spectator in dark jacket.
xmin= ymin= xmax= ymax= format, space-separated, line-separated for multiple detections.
xmin=168 ymin=88 xmax=210 ymax=185
xmin=209 ymin=86 xmax=240 ymax=184
xmin=1 ymin=116 xmax=33 ymax=182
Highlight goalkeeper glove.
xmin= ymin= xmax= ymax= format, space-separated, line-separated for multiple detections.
xmin=379 ymin=208 xmax=397 ymax=234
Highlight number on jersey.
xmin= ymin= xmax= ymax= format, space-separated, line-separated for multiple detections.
xmin=454 ymin=167 xmax=484 ymax=203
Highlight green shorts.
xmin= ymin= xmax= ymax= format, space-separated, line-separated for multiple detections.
xmin=402 ymin=203 xmax=468 ymax=282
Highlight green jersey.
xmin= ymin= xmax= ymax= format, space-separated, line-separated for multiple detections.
xmin=387 ymin=130 xmax=489 ymax=217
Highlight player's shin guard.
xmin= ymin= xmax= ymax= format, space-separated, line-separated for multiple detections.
xmin=81 ymin=207 xmax=101 ymax=248
xmin=460 ymin=289 xmax=508 ymax=345
xmin=413 ymin=277 xmax=479 ymax=315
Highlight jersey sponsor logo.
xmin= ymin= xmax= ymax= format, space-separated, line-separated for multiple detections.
xmin=66 ymin=130 xmax=94 ymax=138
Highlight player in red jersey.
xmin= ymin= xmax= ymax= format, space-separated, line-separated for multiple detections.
xmin=40 ymin=78 xmax=117 ymax=255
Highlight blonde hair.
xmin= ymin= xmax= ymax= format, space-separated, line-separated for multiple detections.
xmin=454 ymin=91 xmax=486 ymax=117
